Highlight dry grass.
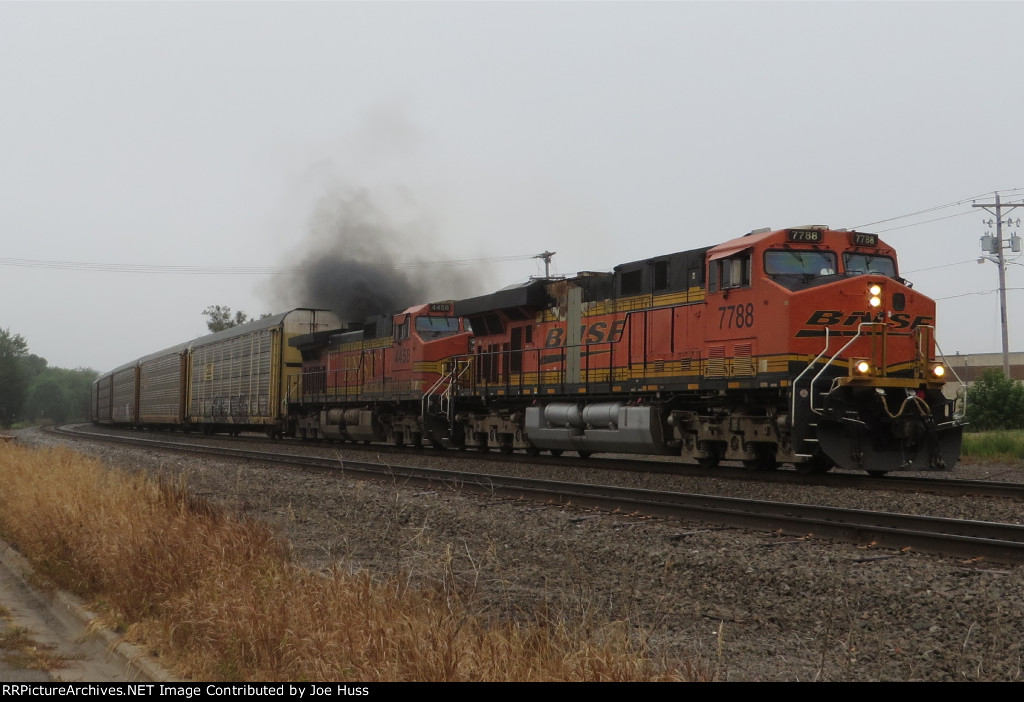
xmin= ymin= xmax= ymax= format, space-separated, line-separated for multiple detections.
xmin=0 ymin=444 xmax=697 ymax=681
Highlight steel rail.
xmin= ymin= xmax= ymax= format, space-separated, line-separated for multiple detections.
xmin=51 ymin=425 xmax=1024 ymax=563
xmin=65 ymin=423 xmax=1024 ymax=500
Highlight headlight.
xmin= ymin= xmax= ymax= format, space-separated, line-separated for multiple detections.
xmin=932 ymin=364 xmax=945 ymax=378
xmin=868 ymin=283 xmax=883 ymax=308
xmin=855 ymin=360 xmax=871 ymax=375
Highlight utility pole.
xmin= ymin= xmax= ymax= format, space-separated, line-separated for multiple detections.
xmin=974 ymin=192 xmax=1023 ymax=377
xmin=533 ymin=251 xmax=556 ymax=278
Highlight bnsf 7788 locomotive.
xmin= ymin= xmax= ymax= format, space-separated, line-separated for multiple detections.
xmin=95 ymin=226 xmax=964 ymax=475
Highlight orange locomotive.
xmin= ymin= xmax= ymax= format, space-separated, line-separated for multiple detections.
xmin=287 ymin=225 xmax=963 ymax=475
xmin=289 ymin=302 xmax=472 ymax=446
xmin=436 ymin=225 xmax=964 ymax=474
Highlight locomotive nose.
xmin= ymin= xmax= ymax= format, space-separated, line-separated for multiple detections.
xmin=890 ymin=415 xmax=925 ymax=442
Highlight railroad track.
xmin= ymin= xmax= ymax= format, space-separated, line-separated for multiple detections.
xmin=49 ymin=424 xmax=1024 ymax=563
xmin=67 ymin=423 xmax=1024 ymax=500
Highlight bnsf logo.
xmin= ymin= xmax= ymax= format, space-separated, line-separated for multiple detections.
xmin=804 ymin=311 xmax=934 ymax=328
xmin=544 ymin=320 xmax=626 ymax=347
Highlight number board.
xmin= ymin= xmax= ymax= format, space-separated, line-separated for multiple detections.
xmin=787 ymin=229 xmax=824 ymax=243
xmin=850 ymin=232 xmax=879 ymax=247
xmin=428 ymin=303 xmax=452 ymax=313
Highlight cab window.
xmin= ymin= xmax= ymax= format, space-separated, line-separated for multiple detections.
xmin=415 ymin=316 xmax=461 ymax=339
xmin=843 ymin=253 xmax=896 ymax=278
xmin=709 ymin=253 xmax=751 ymax=292
xmin=764 ymin=250 xmax=837 ymax=279
xmin=394 ymin=318 xmax=410 ymax=341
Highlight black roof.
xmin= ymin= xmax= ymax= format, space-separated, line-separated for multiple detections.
xmin=453 ymin=279 xmax=549 ymax=317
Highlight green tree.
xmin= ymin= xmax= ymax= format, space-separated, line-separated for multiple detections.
xmin=23 ymin=367 xmax=98 ymax=424
xmin=202 ymin=306 xmax=271 ymax=333
xmin=19 ymin=353 xmax=48 ymax=383
xmin=24 ymin=378 xmax=67 ymax=423
xmin=965 ymin=369 xmax=1024 ymax=431
xmin=0 ymin=328 xmax=29 ymax=427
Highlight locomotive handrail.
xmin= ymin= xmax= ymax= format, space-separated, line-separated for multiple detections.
xmin=808 ymin=322 xmax=877 ymax=414
xmin=421 ymin=357 xmax=473 ymax=426
xmin=917 ymin=324 xmax=968 ymax=421
xmin=790 ymin=327 xmax=831 ymax=422
xmin=422 ymin=367 xmax=451 ymax=417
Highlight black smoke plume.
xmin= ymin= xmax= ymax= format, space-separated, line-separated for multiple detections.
xmin=274 ymin=188 xmax=483 ymax=324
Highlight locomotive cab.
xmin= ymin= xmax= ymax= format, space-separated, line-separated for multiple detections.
xmin=700 ymin=226 xmax=964 ymax=473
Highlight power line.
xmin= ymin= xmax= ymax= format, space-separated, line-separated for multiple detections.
xmin=851 ymin=188 xmax=1024 ymax=231
xmin=935 ymin=287 xmax=1024 ymax=301
xmin=851 ymin=190 xmax=1001 ymax=229
xmin=872 ymin=209 xmax=977 ymax=233
xmin=902 ymin=259 xmax=976 ymax=274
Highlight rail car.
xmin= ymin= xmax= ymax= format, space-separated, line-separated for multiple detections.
xmin=91 ymin=309 xmax=342 ymax=436
xmin=94 ymin=225 xmax=965 ymax=475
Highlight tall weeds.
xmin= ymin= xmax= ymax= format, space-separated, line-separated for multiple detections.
xmin=0 ymin=444 xmax=689 ymax=681
xmin=961 ymin=430 xmax=1024 ymax=461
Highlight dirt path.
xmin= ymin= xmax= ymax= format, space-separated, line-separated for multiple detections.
xmin=0 ymin=533 xmax=170 ymax=682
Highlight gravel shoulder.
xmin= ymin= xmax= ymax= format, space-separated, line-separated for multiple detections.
xmin=11 ymin=427 xmax=1024 ymax=682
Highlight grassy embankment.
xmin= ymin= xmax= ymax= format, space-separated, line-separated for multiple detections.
xmin=961 ymin=430 xmax=1024 ymax=461
xmin=0 ymin=442 xmax=697 ymax=682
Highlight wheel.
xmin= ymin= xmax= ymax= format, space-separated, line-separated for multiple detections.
xmin=695 ymin=442 xmax=720 ymax=469
xmin=741 ymin=446 xmax=780 ymax=471
xmin=577 ymin=450 xmax=592 ymax=459
xmin=525 ymin=444 xmax=542 ymax=457
xmin=795 ymin=452 xmax=833 ymax=475
xmin=549 ymin=449 xmax=563 ymax=457
xmin=866 ymin=470 xmax=889 ymax=477
xmin=500 ymin=443 xmax=514 ymax=455
xmin=411 ymin=432 xmax=423 ymax=449
xmin=697 ymin=455 xmax=720 ymax=469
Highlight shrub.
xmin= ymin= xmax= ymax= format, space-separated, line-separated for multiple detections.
xmin=965 ymin=369 xmax=1024 ymax=431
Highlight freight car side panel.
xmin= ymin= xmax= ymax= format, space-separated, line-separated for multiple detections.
xmin=190 ymin=328 xmax=276 ymax=424
xmin=188 ymin=309 xmax=343 ymax=431
xmin=138 ymin=345 xmax=189 ymax=425
xmin=91 ymin=375 xmax=113 ymax=423
xmin=111 ymin=365 xmax=139 ymax=424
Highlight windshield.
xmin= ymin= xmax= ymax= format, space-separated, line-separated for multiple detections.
xmin=843 ymin=253 xmax=896 ymax=277
xmin=416 ymin=316 xmax=461 ymax=339
xmin=764 ymin=250 xmax=837 ymax=278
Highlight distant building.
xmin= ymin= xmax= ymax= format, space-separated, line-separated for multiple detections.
xmin=943 ymin=352 xmax=1024 ymax=384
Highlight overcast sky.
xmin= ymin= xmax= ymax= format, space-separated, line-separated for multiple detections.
xmin=2 ymin=1 xmax=1023 ymax=372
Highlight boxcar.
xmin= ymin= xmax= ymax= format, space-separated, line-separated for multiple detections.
xmin=186 ymin=309 xmax=342 ymax=436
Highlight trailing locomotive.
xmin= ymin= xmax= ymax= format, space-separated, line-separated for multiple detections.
xmin=94 ymin=225 xmax=965 ymax=475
